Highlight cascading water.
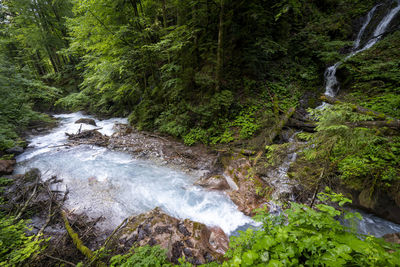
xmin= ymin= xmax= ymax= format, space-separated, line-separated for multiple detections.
xmin=322 ymin=0 xmax=400 ymax=99
xmin=317 ymin=0 xmax=400 ymax=236
xmin=353 ymin=5 xmax=381 ymax=49
xmin=15 ymin=113 xmax=253 ymax=234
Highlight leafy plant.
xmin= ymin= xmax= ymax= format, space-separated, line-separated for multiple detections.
xmin=223 ymin=191 xmax=400 ymax=266
xmin=110 ymin=245 xmax=171 ymax=267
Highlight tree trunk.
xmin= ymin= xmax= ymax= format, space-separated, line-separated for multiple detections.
xmin=162 ymin=0 xmax=167 ymax=28
xmin=321 ymin=95 xmax=395 ymax=121
xmin=347 ymin=120 xmax=400 ymax=130
xmin=321 ymin=95 xmax=400 ymax=129
xmin=264 ymin=107 xmax=296 ymax=146
xmin=216 ymin=0 xmax=225 ymax=91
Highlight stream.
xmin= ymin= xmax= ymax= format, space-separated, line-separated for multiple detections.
xmin=284 ymin=0 xmax=400 ymax=237
xmin=13 ymin=1 xmax=400 ymax=240
xmin=322 ymin=0 xmax=400 ymax=237
xmin=15 ymin=113 xmax=253 ymax=235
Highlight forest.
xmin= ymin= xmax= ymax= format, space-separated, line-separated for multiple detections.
xmin=1 ymin=0 xmax=400 ymax=266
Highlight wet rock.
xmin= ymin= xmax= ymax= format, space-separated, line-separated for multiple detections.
xmin=178 ymin=222 xmax=191 ymax=236
xmin=209 ymin=226 xmax=230 ymax=254
xmin=223 ymin=156 xmax=268 ymax=216
xmin=358 ymin=189 xmax=377 ymax=210
xmin=196 ymin=175 xmax=230 ymax=191
xmin=75 ymin=118 xmax=97 ymax=126
xmin=383 ymin=232 xmax=400 ymax=245
xmin=0 ymin=159 xmax=16 ymax=175
xmin=67 ymin=129 xmax=109 ymax=147
xmin=6 ymin=146 xmax=24 ymax=155
xmin=108 ymin=125 xmax=221 ymax=177
xmin=111 ymin=207 xmax=228 ymax=265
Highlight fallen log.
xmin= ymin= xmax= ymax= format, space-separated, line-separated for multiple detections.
xmin=61 ymin=211 xmax=106 ymax=267
xmin=321 ymin=95 xmax=396 ymax=120
xmin=347 ymin=120 xmax=400 ymax=130
xmin=287 ymin=118 xmax=316 ymax=132
xmin=321 ymin=95 xmax=400 ymax=130
xmin=264 ymin=107 xmax=296 ymax=146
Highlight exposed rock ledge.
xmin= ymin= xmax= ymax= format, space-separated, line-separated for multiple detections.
xmin=110 ymin=207 xmax=229 ymax=265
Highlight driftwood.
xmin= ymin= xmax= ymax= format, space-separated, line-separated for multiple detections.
xmin=43 ymin=254 xmax=76 ymax=267
xmin=264 ymin=107 xmax=296 ymax=146
xmin=66 ymin=128 xmax=103 ymax=139
xmin=14 ymin=174 xmax=40 ymax=221
xmin=321 ymin=95 xmax=400 ymax=130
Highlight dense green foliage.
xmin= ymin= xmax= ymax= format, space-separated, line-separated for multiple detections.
xmin=0 ymin=178 xmax=44 ymax=266
xmin=304 ymin=104 xmax=400 ymax=190
xmin=223 ymin=191 xmax=400 ymax=266
xmin=0 ymin=216 xmax=44 ymax=266
xmin=110 ymin=245 xmax=171 ymax=267
xmin=341 ymin=30 xmax=400 ymax=118
xmin=59 ymin=0 xmax=376 ymax=145
xmin=0 ymin=54 xmax=57 ymax=150
xmin=1 ymin=0 xmax=400 ymax=265
xmin=292 ymin=27 xmax=400 ymax=194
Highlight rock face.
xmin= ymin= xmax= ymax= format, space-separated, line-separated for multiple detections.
xmin=75 ymin=118 xmax=97 ymax=126
xmin=383 ymin=232 xmax=400 ymax=245
xmin=223 ymin=156 xmax=268 ymax=216
xmin=197 ymin=155 xmax=269 ymax=216
xmin=0 ymin=159 xmax=16 ymax=175
xmin=195 ymin=175 xmax=230 ymax=191
xmin=112 ymin=208 xmax=229 ymax=265
xmin=352 ymin=188 xmax=400 ymax=224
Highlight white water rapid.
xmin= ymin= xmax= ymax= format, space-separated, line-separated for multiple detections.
xmin=323 ymin=0 xmax=400 ymax=99
xmin=15 ymin=113 xmax=253 ymax=234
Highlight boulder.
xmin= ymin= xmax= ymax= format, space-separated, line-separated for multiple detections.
xmin=195 ymin=175 xmax=230 ymax=191
xmin=111 ymin=208 xmax=228 ymax=265
xmin=223 ymin=156 xmax=268 ymax=216
xmin=383 ymin=232 xmax=400 ymax=245
xmin=0 ymin=160 xmax=16 ymax=175
xmin=5 ymin=146 xmax=24 ymax=155
xmin=358 ymin=189 xmax=377 ymax=210
xmin=75 ymin=118 xmax=97 ymax=126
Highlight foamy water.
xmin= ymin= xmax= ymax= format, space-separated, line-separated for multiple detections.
xmin=15 ymin=113 xmax=253 ymax=234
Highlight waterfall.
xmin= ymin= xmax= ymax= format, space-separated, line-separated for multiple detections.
xmin=322 ymin=0 xmax=400 ymax=99
xmin=353 ymin=4 xmax=380 ymax=49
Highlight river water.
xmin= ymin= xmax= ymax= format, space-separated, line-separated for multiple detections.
xmin=15 ymin=113 xmax=253 ymax=234
xmin=13 ymin=1 xmax=400 ymax=239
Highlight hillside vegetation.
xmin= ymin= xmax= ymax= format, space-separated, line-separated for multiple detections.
xmin=1 ymin=0 xmax=400 ymax=266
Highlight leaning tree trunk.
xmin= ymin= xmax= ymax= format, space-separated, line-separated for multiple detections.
xmin=321 ymin=95 xmax=400 ymax=130
xmin=216 ymin=0 xmax=225 ymax=91
xmin=264 ymin=107 xmax=296 ymax=146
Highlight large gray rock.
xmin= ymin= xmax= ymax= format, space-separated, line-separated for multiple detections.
xmin=111 ymin=207 xmax=228 ymax=265
xmin=75 ymin=118 xmax=97 ymax=126
xmin=196 ymin=175 xmax=230 ymax=191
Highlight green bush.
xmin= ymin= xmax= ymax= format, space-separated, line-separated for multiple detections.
xmin=110 ymin=245 xmax=171 ymax=267
xmin=0 ymin=217 xmax=45 ymax=266
xmin=223 ymin=191 xmax=400 ymax=266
